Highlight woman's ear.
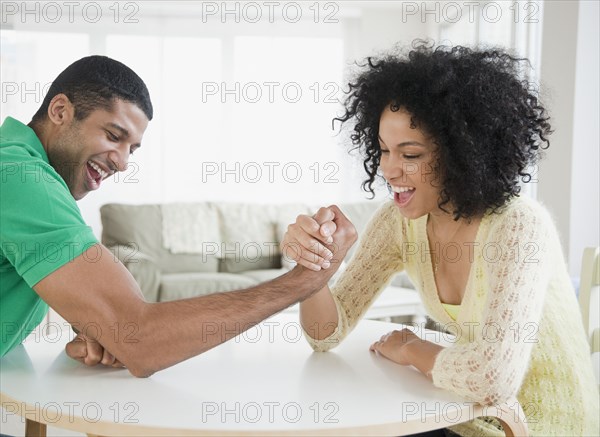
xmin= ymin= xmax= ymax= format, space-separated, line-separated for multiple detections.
xmin=47 ymin=93 xmax=75 ymax=126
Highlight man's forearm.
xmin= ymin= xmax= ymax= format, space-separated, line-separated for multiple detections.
xmin=123 ymin=266 xmax=332 ymax=376
xmin=42 ymin=237 xmax=354 ymax=376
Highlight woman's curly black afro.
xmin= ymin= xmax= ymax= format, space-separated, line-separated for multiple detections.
xmin=336 ymin=40 xmax=552 ymax=220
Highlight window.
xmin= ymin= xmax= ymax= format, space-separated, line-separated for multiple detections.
xmin=437 ymin=0 xmax=544 ymax=198
xmin=0 ymin=31 xmax=89 ymax=122
xmin=1 ymin=2 xmax=544 ymax=235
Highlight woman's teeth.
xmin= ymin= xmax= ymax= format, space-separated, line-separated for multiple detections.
xmin=392 ymin=186 xmax=415 ymax=193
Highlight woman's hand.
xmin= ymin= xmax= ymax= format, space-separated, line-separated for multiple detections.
xmin=370 ymin=329 xmax=444 ymax=379
xmin=280 ymin=207 xmax=338 ymax=271
xmin=369 ymin=328 xmax=421 ymax=365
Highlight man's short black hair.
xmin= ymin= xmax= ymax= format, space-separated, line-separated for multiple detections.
xmin=32 ymin=55 xmax=153 ymax=123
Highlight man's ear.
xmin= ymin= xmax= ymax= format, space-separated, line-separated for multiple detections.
xmin=47 ymin=94 xmax=75 ymax=126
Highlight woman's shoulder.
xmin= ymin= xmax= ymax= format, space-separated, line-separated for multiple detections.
xmin=365 ymin=200 xmax=408 ymax=239
xmin=485 ymin=195 xmax=556 ymax=235
xmin=492 ymin=195 xmax=552 ymax=217
xmin=371 ymin=200 xmax=403 ymax=222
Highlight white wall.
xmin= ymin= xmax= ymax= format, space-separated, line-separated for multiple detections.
xmin=537 ymin=0 xmax=600 ymax=276
xmin=2 ymin=2 xmax=433 ymax=237
xmin=569 ymin=0 xmax=600 ymax=276
xmin=537 ymin=0 xmax=579 ymax=265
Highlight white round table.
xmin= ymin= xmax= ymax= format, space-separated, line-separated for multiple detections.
xmin=1 ymin=314 xmax=527 ymax=436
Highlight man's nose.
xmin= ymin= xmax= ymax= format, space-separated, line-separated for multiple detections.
xmin=109 ymin=147 xmax=129 ymax=173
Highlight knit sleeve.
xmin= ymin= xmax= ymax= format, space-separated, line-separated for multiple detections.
xmin=304 ymin=201 xmax=405 ymax=351
xmin=430 ymin=201 xmax=553 ymax=405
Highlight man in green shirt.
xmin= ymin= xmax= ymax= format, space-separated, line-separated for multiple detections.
xmin=0 ymin=56 xmax=355 ymax=376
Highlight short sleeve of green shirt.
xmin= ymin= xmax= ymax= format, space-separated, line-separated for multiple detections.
xmin=0 ymin=117 xmax=98 ymax=357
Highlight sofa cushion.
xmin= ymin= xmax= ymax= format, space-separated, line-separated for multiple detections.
xmin=161 ymin=203 xmax=221 ymax=255
xmin=219 ymin=203 xmax=314 ymax=271
xmin=217 ymin=203 xmax=277 ymax=250
xmin=101 ymin=204 xmax=219 ymax=274
xmin=159 ymin=272 xmax=258 ymax=301
xmin=220 ymin=256 xmax=281 ymax=274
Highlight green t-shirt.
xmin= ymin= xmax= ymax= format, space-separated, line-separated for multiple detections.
xmin=0 ymin=117 xmax=98 ymax=357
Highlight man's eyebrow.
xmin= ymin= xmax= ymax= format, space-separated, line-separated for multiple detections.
xmin=106 ymin=122 xmax=129 ymax=137
xmin=105 ymin=123 xmax=142 ymax=147
xmin=378 ymin=135 xmax=426 ymax=148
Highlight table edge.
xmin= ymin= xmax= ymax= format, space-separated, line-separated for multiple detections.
xmin=3 ymin=391 xmax=513 ymax=436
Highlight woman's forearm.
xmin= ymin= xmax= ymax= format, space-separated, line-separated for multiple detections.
xmin=404 ymin=339 xmax=444 ymax=381
xmin=300 ymin=284 xmax=339 ymax=340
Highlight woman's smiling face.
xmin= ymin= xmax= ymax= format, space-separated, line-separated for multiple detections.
xmin=378 ymin=106 xmax=442 ymax=219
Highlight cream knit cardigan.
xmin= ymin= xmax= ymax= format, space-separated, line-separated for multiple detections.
xmin=305 ymin=197 xmax=599 ymax=436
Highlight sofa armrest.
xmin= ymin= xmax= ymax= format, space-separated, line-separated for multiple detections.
xmin=107 ymin=245 xmax=161 ymax=302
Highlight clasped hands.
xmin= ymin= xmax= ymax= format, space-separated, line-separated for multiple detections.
xmin=280 ymin=204 xmax=356 ymax=272
xmin=281 ymin=205 xmax=423 ymax=367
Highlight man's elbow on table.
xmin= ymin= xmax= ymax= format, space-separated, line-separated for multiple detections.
xmin=35 ymin=245 xmax=177 ymax=377
xmin=105 ymin=303 xmax=221 ymax=378
xmin=64 ymin=311 xmax=159 ymax=378
xmin=103 ymin=311 xmax=170 ymax=378
xmin=107 ymin=338 xmax=164 ymax=378
xmin=127 ymin=364 xmax=156 ymax=378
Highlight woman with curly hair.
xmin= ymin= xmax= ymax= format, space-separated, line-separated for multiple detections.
xmin=282 ymin=42 xmax=599 ymax=436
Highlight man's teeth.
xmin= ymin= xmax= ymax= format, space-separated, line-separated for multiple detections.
xmin=88 ymin=161 xmax=107 ymax=179
xmin=392 ymin=186 xmax=415 ymax=193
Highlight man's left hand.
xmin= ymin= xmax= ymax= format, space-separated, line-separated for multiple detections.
xmin=66 ymin=333 xmax=124 ymax=368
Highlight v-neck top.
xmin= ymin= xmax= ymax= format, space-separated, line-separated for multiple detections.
xmin=303 ymin=199 xmax=599 ymax=436
xmin=441 ymin=303 xmax=460 ymax=321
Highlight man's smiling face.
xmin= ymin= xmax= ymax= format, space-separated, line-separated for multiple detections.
xmin=47 ymin=97 xmax=149 ymax=200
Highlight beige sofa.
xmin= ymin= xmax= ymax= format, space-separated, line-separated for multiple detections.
xmin=100 ymin=201 xmax=418 ymax=310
